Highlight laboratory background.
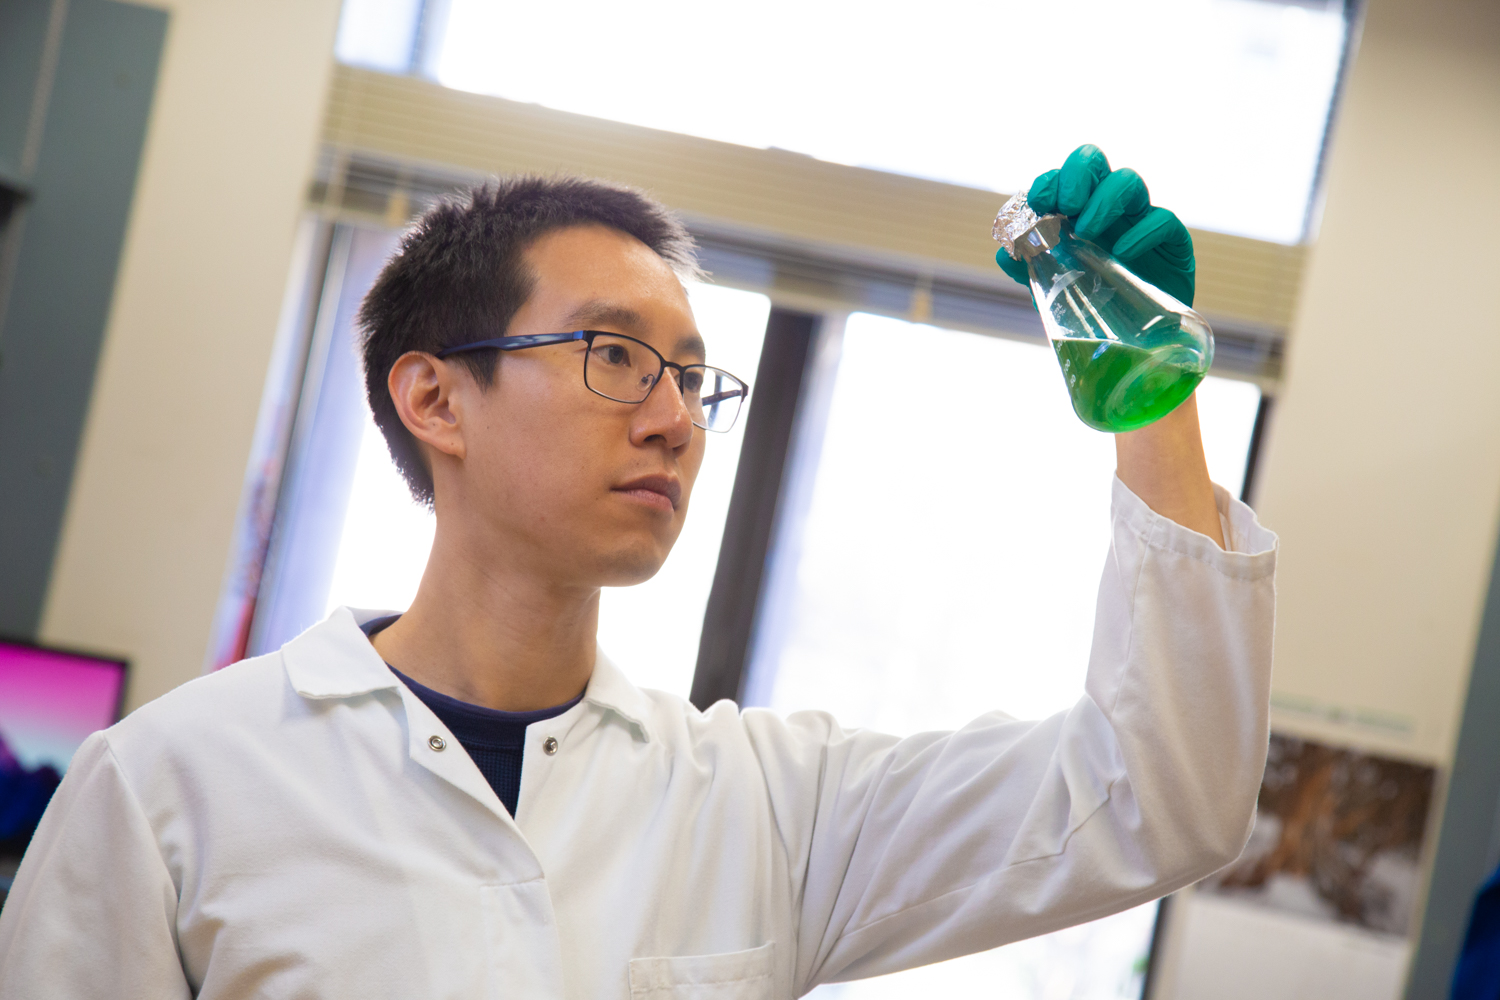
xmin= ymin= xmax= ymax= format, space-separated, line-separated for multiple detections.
xmin=0 ymin=0 xmax=1497 ymax=997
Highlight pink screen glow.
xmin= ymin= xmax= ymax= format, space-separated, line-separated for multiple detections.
xmin=0 ymin=642 xmax=124 ymax=774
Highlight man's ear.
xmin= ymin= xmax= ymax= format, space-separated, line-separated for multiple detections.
xmin=388 ymin=351 xmax=467 ymax=461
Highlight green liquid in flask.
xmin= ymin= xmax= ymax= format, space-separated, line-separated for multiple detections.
xmin=1052 ymin=338 xmax=1205 ymax=433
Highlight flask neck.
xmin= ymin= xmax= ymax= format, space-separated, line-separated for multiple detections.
xmin=1013 ymin=215 xmax=1066 ymax=262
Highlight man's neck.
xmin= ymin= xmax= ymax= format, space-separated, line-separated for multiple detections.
xmin=370 ymin=526 xmax=598 ymax=713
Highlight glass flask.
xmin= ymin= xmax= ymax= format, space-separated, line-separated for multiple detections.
xmin=994 ymin=192 xmax=1213 ymax=433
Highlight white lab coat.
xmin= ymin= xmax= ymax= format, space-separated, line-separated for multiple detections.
xmin=0 ymin=478 xmax=1277 ymax=999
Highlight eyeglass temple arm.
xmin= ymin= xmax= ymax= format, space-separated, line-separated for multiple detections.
xmin=701 ymin=389 xmax=746 ymax=405
xmin=434 ymin=330 xmax=589 ymax=359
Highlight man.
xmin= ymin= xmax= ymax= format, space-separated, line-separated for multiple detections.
xmin=0 ymin=147 xmax=1277 ymax=997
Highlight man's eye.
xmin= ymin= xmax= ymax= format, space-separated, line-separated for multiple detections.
xmin=681 ymin=371 xmax=704 ymax=394
xmin=595 ymin=343 xmax=631 ymax=366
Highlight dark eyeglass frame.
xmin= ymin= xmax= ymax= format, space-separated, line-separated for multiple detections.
xmin=434 ymin=329 xmax=750 ymax=433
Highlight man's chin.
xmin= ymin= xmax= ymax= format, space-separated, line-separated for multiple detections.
xmin=593 ymin=544 xmax=672 ymax=589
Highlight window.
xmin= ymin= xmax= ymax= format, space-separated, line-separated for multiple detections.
xmin=248 ymin=5 xmax=1296 ymax=985
xmin=336 ymin=0 xmax=1349 ymax=244
xmin=240 ymin=0 xmax=1290 ymax=967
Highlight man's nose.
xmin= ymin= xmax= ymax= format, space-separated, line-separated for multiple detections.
xmin=630 ymin=371 xmax=695 ymax=450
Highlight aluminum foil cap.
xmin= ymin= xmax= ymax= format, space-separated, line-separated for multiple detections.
xmin=993 ymin=191 xmax=1039 ymax=260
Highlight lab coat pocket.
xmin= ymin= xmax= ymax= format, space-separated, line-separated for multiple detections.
xmin=628 ymin=942 xmax=775 ymax=1000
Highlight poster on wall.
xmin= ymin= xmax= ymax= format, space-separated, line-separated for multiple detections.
xmin=1198 ymin=732 xmax=1437 ymax=936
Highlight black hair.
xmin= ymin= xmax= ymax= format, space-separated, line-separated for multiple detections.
xmin=356 ymin=174 xmax=701 ymax=507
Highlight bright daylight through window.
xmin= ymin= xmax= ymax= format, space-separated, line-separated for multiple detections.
xmin=337 ymin=0 xmax=1347 ymax=244
xmin=756 ymin=313 xmax=1259 ymax=731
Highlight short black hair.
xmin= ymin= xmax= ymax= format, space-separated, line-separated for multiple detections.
xmin=356 ymin=174 xmax=701 ymax=507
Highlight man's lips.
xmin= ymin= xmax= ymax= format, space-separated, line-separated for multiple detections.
xmin=613 ymin=475 xmax=681 ymax=513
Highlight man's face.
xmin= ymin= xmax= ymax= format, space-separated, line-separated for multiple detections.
xmin=435 ymin=224 xmax=708 ymax=589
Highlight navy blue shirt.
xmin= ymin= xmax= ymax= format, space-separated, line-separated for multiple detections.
xmin=362 ymin=616 xmax=582 ymax=816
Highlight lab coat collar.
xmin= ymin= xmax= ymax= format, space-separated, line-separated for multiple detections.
xmin=583 ymin=648 xmax=655 ymax=744
xmin=282 ymin=607 xmax=402 ymax=699
xmin=283 ymin=607 xmax=654 ymax=743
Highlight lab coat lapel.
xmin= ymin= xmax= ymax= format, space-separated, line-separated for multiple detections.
xmin=391 ymin=681 xmax=527 ymax=829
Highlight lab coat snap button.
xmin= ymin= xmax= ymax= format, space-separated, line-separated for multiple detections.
xmin=428 ymin=735 xmax=446 ymax=751
xmin=542 ymin=736 xmax=558 ymax=756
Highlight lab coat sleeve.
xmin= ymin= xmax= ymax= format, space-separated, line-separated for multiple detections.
xmin=0 ymin=731 xmax=192 ymax=999
xmin=743 ymin=477 xmax=1277 ymax=994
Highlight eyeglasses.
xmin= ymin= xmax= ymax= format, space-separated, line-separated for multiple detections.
xmin=435 ymin=330 xmax=750 ymax=433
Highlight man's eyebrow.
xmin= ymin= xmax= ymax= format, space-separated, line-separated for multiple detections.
xmin=564 ymin=301 xmax=647 ymax=332
xmin=565 ymin=300 xmax=706 ymax=361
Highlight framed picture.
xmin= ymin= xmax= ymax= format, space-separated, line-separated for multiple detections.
xmin=1199 ymin=732 xmax=1437 ymax=936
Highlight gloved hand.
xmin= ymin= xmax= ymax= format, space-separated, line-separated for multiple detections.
xmin=996 ymin=144 xmax=1196 ymax=307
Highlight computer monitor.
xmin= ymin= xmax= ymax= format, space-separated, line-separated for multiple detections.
xmin=0 ymin=637 xmax=127 ymax=899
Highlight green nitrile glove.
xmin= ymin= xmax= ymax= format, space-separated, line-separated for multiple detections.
xmin=995 ymin=143 xmax=1196 ymax=307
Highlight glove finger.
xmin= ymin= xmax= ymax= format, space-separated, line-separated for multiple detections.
xmin=1113 ymin=206 xmax=1193 ymax=266
xmin=1057 ymin=144 xmax=1111 ymax=217
xmin=995 ymin=247 xmax=1030 ymax=287
xmin=1075 ymin=168 xmax=1150 ymax=242
xmin=1026 ymin=168 xmax=1061 ymax=216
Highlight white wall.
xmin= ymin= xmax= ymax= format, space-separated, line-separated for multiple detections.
xmin=39 ymin=0 xmax=344 ymax=711
xmin=1255 ymin=0 xmax=1500 ymax=767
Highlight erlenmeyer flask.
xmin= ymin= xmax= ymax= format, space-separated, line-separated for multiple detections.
xmin=994 ymin=192 xmax=1213 ymax=433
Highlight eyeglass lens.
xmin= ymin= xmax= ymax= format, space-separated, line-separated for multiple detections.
xmin=584 ymin=333 xmax=746 ymax=433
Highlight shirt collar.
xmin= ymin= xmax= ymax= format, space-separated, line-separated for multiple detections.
xmin=284 ymin=608 xmax=655 ymax=743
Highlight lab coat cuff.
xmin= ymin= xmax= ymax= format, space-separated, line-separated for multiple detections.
xmin=1110 ymin=474 xmax=1277 ymax=578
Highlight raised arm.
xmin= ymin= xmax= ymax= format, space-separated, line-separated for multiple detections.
xmin=751 ymin=146 xmax=1270 ymax=993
